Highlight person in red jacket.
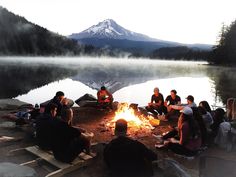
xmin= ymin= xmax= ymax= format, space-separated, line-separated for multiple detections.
xmin=97 ymin=86 xmax=113 ymax=109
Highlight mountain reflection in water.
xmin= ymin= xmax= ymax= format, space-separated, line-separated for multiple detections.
xmin=0 ymin=57 xmax=235 ymax=107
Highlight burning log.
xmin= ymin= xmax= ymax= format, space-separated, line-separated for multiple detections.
xmin=106 ymin=103 xmax=160 ymax=136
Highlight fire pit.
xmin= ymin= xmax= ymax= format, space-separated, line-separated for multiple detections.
xmin=106 ymin=103 xmax=159 ymax=137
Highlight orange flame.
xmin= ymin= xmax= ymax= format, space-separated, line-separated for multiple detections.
xmin=107 ymin=103 xmax=158 ymax=132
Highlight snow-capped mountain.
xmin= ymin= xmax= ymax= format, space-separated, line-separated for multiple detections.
xmin=69 ymin=19 xmax=158 ymax=42
xmin=69 ymin=19 xmax=212 ymax=54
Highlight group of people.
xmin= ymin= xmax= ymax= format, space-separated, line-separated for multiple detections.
xmin=146 ymin=87 xmax=196 ymax=121
xmin=33 ymin=86 xmax=228 ymax=177
xmin=36 ymin=91 xmax=94 ymax=163
xmin=33 ymin=89 xmax=159 ymax=177
xmin=146 ymin=87 xmax=227 ymax=157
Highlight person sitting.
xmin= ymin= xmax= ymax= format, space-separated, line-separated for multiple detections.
xmin=44 ymin=91 xmax=65 ymax=117
xmin=61 ymin=98 xmax=73 ymax=126
xmin=104 ymin=119 xmax=157 ymax=177
xmin=192 ymin=107 xmax=208 ymax=147
xmin=97 ymin=86 xmax=113 ymax=109
xmin=210 ymin=108 xmax=226 ymax=138
xmin=36 ymin=103 xmax=58 ymax=150
xmin=29 ymin=104 xmax=41 ymax=120
xmin=164 ymin=89 xmax=181 ymax=120
xmin=156 ymin=107 xmax=202 ymax=157
xmin=199 ymin=100 xmax=212 ymax=113
xmin=170 ymin=95 xmax=197 ymax=111
xmin=185 ymin=95 xmax=197 ymax=108
xmin=198 ymin=106 xmax=213 ymax=131
xmin=146 ymin=87 xmax=167 ymax=117
xmin=36 ymin=103 xmax=93 ymax=163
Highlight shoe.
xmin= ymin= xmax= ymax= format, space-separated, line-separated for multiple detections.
xmin=152 ymin=134 xmax=162 ymax=139
xmin=155 ymin=144 xmax=165 ymax=148
xmin=152 ymin=134 xmax=164 ymax=144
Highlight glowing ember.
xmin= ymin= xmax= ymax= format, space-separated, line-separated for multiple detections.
xmin=106 ymin=103 xmax=158 ymax=133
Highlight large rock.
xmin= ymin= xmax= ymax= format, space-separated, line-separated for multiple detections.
xmin=0 ymin=99 xmax=32 ymax=110
xmin=0 ymin=162 xmax=38 ymax=177
xmin=75 ymin=94 xmax=97 ymax=107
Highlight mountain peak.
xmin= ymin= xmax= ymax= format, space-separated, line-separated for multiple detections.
xmin=101 ymin=19 xmax=116 ymax=24
xmin=69 ymin=19 xmax=157 ymax=42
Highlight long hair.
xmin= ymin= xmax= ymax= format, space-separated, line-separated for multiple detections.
xmin=182 ymin=113 xmax=200 ymax=138
xmin=199 ymin=101 xmax=212 ymax=113
xmin=192 ymin=107 xmax=207 ymax=144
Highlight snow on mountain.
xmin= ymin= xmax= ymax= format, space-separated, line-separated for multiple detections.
xmin=69 ymin=19 xmax=158 ymax=42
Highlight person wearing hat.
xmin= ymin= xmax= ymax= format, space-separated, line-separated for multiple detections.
xmin=104 ymin=119 xmax=157 ymax=177
xmin=155 ymin=107 xmax=202 ymax=157
xmin=185 ymin=95 xmax=197 ymax=108
xmin=169 ymin=95 xmax=197 ymax=112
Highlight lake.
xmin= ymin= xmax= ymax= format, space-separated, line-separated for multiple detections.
xmin=0 ymin=56 xmax=236 ymax=108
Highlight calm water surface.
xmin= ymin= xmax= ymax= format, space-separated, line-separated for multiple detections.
xmin=0 ymin=57 xmax=236 ymax=108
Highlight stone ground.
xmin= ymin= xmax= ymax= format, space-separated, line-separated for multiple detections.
xmin=1 ymin=108 xmax=236 ymax=177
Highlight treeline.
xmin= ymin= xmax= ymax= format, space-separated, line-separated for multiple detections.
xmin=149 ymin=46 xmax=210 ymax=60
xmin=0 ymin=6 xmax=124 ymax=56
xmin=0 ymin=7 xmax=83 ymax=55
xmin=209 ymin=20 xmax=236 ymax=65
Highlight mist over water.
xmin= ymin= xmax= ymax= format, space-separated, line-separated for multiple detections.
xmin=0 ymin=56 xmax=235 ymax=107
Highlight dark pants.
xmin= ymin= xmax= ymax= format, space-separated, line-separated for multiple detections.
xmin=162 ymin=129 xmax=197 ymax=157
xmin=145 ymin=105 xmax=167 ymax=116
xmin=53 ymin=136 xmax=90 ymax=163
xmin=98 ymin=99 xmax=113 ymax=110
xmin=165 ymin=109 xmax=180 ymax=120
xmin=167 ymin=142 xmax=197 ymax=157
xmin=162 ymin=129 xmax=178 ymax=140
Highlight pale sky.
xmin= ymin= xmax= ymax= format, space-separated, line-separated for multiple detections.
xmin=0 ymin=0 xmax=235 ymax=44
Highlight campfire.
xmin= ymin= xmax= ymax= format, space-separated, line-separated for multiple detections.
xmin=106 ymin=103 xmax=159 ymax=135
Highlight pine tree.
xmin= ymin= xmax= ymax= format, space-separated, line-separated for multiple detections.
xmin=210 ymin=20 xmax=236 ymax=64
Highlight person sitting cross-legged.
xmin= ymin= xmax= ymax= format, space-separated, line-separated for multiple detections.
xmin=164 ymin=89 xmax=181 ymax=120
xmin=155 ymin=107 xmax=202 ymax=157
xmin=104 ymin=119 xmax=157 ymax=177
xmin=97 ymin=86 xmax=113 ymax=110
xmin=146 ymin=87 xmax=167 ymax=117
